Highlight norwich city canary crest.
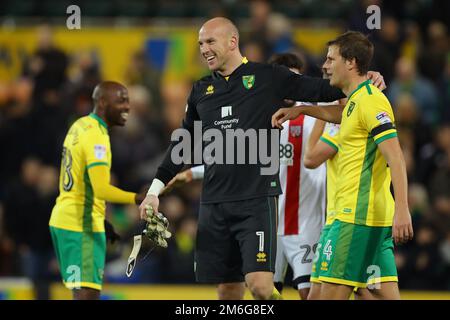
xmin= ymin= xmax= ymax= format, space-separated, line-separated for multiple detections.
xmin=242 ymin=75 xmax=255 ymax=89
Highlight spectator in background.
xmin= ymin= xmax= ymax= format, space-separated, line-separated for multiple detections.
xmin=438 ymin=54 xmax=450 ymax=122
xmin=0 ymin=79 xmax=34 ymax=188
xmin=418 ymin=21 xmax=449 ymax=84
xmin=370 ymin=16 xmax=404 ymax=85
xmin=242 ymin=41 xmax=265 ymax=63
xmin=2 ymin=158 xmax=59 ymax=299
xmin=24 ymin=24 xmax=68 ymax=105
xmin=396 ymin=223 xmax=445 ymax=290
xmin=387 ymin=57 xmax=439 ymax=125
xmin=266 ymin=13 xmax=295 ymax=54
xmin=160 ymin=215 xmax=197 ymax=283
xmin=125 ymin=50 xmax=162 ymax=115
xmin=20 ymin=25 xmax=70 ymax=167
xmin=110 ymin=85 xmax=167 ymax=191
xmin=439 ymin=232 xmax=450 ymax=290
xmin=416 ymin=123 xmax=450 ymax=187
xmin=63 ymin=51 xmax=102 ymax=123
xmin=394 ymin=94 xmax=433 ymax=181
xmin=244 ymin=0 xmax=272 ymax=60
xmin=428 ymin=124 xmax=450 ymax=230
xmin=160 ymin=81 xmax=192 ymax=133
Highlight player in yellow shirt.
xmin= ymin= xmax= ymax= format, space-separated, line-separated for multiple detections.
xmin=272 ymin=32 xmax=413 ymax=299
xmin=313 ymin=31 xmax=413 ymax=299
xmin=49 ymin=81 xmax=144 ymax=300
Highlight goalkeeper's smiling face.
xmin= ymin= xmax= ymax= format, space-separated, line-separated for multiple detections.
xmin=198 ymin=22 xmax=237 ymax=73
xmin=105 ymin=88 xmax=130 ymax=127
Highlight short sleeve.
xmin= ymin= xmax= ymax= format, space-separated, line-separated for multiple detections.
xmin=320 ymin=123 xmax=340 ymax=151
xmin=359 ymin=94 xmax=397 ymax=145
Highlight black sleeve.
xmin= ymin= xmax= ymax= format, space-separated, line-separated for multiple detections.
xmin=155 ymin=87 xmax=200 ymax=185
xmin=273 ymin=65 xmax=345 ymax=102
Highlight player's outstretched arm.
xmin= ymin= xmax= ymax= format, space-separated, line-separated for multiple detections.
xmin=272 ymin=105 xmax=344 ymax=129
xmin=377 ymin=137 xmax=414 ymax=245
xmin=304 ymin=120 xmax=337 ymax=169
xmin=161 ymin=165 xmax=205 ymax=194
xmin=274 ymin=66 xmax=386 ymax=103
xmin=88 ymin=165 xmax=137 ymax=204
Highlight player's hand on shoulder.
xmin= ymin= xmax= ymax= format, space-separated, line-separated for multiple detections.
xmin=392 ymin=207 xmax=414 ymax=245
xmin=139 ymin=194 xmax=159 ymax=221
xmin=271 ymin=106 xmax=303 ymax=129
xmin=367 ymin=71 xmax=386 ymax=91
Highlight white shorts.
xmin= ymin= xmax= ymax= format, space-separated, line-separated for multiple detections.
xmin=274 ymin=231 xmax=321 ymax=290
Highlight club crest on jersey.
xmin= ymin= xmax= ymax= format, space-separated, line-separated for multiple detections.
xmin=94 ymin=144 xmax=107 ymax=160
xmin=347 ymin=101 xmax=356 ymax=117
xmin=290 ymin=125 xmax=302 ymax=137
xmin=242 ymin=75 xmax=255 ymax=89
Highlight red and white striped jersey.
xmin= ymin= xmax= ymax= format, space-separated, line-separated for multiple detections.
xmin=277 ymin=110 xmax=326 ymax=236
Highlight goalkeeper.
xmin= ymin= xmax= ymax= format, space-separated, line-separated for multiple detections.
xmin=49 ymin=82 xmax=149 ymax=300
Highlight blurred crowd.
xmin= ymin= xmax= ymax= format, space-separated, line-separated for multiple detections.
xmin=0 ymin=0 xmax=449 ymax=299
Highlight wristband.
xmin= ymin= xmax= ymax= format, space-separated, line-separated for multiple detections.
xmin=191 ymin=165 xmax=205 ymax=180
xmin=146 ymin=179 xmax=165 ymax=197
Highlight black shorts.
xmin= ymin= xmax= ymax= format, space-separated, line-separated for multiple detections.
xmin=195 ymin=196 xmax=278 ymax=284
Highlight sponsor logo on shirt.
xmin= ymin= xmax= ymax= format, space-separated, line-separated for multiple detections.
xmin=256 ymin=251 xmax=267 ymax=262
xmin=376 ymin=111 xmax=392 ymax=124
xmin=94 ymin=144 xmax=107 ymax=160
xmin=205 ymin=85 xmax=214 ymax=95
xmin=326 ymin=123 xmax=340 ymax=137
xmin=290 ymin=125 xmax=302 ymax=137
xmin=221 ymin=105 xmax=232 ymax=118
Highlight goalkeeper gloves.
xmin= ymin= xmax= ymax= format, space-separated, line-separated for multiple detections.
xmin=126 ymin=206 xmax=171 ymax=277
xmin=143 ymin=205 xmax=172 ymax=248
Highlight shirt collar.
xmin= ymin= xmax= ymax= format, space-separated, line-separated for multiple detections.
xmin=89 ymin=113 xmax=108 ymax=129
xmin=213 ymin=56 xmax=249 ymax=80
xmin=347 ymin=79 xmax=371 ymax=100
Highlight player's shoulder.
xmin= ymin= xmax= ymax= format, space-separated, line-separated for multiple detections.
xmin=359 ymin=84 xmax=392 ymax=107
xmin=74 ymin=114 xmax=108 ymax=140
xmin=195 ymin=74 xmax=214 ymax=86
xmin=191 ymin=74 xmax=215 ymax=99
xmin=248 ymin=61 xmax=272 ymax=70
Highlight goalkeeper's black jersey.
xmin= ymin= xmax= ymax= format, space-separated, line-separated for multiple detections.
xmin=155 ymin=59 xmax=344 ymax=203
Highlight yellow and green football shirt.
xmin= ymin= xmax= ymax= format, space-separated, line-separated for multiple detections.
xmin=49 ymin=113 xmax=111 ymax=232
xmin=335 ymin=80 xmax=397 ymax=227
xmin=319 ymin=122 xmax=340 ymax=226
